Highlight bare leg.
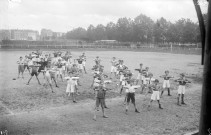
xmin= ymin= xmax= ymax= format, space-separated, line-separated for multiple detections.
xmin=160 ymin=89 xmax=164 ymax=97
xmin=83 ymin=66 xmax=87 ymax=74
xmin=102 ymin=100 xmax=108 ymax=118
xmin=141 ymin=84 xmax=146 ymax=94
xmin=27 ymin=76 xmax=33 ymax=85
xmin=21 ymin=72 xmax=24 ymax=78
xmin=72 ymin=93 xmax=76 ymax=103
xmin=36 ymin=76 xmax=41 ymax=85
xmin=148 ymin=100 xmax=153 ymax=110
xmin=124 ymin=95 xmax=127 ymax=105
xmin=125 ymin=102 xmax=129 ymax=115
xmin=93 ymin=105 xmax=97 ymax=121
xmin=52 ymin=78 xmax=59 ymax=87
xmin=60 ymin=74 xmax=63 ymax=81
xmin=157 ymin=100 xmax=163 ymax=109
xmin=49 ymin=83 xmax=54 ymax=93
xmin=133 ymin=102 xmax=140 ymax=113
xmin=18 ymin=67 xmax=20 ymax=78
xmin=120 ymin=85 xmax=123 ymax=95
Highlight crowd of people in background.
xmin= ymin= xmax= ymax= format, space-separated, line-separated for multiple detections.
xmin=16 ymin=49 xmax=191 ymax=121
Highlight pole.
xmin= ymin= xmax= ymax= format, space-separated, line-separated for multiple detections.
xmin=193 ymin=0 xmax=206 ymax=65
xmin=199 ymin=0 xmax=211 ymax=134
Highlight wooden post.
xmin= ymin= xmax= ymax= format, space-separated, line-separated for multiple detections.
xmin=199 ymin=0 xmax=211 ymax=134
xmin=193 ymin=0 xmax=206 ymax=65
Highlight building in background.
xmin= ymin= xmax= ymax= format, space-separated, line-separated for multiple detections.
xmin=40 ymin=29 xmax=53 ymax=40
xmin=10 ymin=29 xmax=39 ymax=41
xmin=52 ymin=32 xmax=65 ymax=40
xmin=0 ymin=30 xmax=11 ymax=41
xmin=27 ymin=30 xmax=39 ymax=40
xmin=0 ymin=28 xmax=65 ymax=41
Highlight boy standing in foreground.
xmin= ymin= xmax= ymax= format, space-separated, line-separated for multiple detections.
xmin=148 ymin=79 xmax=163 ymax=110
xmin=93 ymin=82 xmax=110 ymax=121
xmin=123 ymin=80 xmax=140 ymax=115
xmin=175 ymin=73 xmax=191 ymax=106
xmin=160 ymin=70 xmax=174 ymax=96
xmin=27 ymin=61 xmax=41 ymax=85
xmin=65 ymin=74 xmax=79 ymax=103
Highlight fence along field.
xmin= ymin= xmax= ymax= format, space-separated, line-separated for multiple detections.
xmin=0 ymin=40 xmax=201 ymax=54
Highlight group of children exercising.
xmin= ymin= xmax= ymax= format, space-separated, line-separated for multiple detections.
xmin=16 ymin=50 xmax=191 ymax=121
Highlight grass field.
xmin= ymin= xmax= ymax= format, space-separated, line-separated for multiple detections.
xmin=0 ymin=50 xmax=203 ymax=135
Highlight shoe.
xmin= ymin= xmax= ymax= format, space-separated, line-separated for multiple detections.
xmin=56 ymin=85 xmax=59 ymax=88
xmin=93 ymin=116 xmax=96 ymax=121
xmin=103 ymin=115 xmax=108 ymax=118
xmin=52 ymin=91 xmax=55 ymax=93
xmin=125 ymin=109 xmax=128 ymax=115
xmin=26 ymin=83 xmax=29 ymax=85
xmin=73 ymin=101 xmax=77 ymax=103
xmin=104 ymin=106 xmax=109 ymax=109
xmin=168 ymin=94 xmax=172 ymax=96
xmin=135 ymin=109 xmax=140 ymax=113
xmin=159 ymin=104 xmax=163 ymax=109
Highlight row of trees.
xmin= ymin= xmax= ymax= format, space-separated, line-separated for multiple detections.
xmin=66 ymin=14 xmax=203 ymax=43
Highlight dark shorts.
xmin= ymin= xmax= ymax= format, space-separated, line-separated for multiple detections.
xmin=31 ymin=71 xmax=38 ymax=76
xmin=96 ymin=98 xmax=105 ymax=108
xmin=38 ymin=67 xmax=44 ymax=72
xmin=127 ymin=93 xmax=135 ymax=103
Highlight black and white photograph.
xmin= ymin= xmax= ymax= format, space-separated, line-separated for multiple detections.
xmin=0 ymin=0 xmax=210 ymax=134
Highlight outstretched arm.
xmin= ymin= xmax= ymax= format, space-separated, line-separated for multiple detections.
xmin=159 ymin=75 xmax=165 ymax=78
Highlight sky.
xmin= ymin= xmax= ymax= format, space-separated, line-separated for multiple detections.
xmin=0 ymin=0 xmax=208 ymax=33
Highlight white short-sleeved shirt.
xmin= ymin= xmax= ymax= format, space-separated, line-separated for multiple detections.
xmin=124 ymin=85 xmax=140 ymax=93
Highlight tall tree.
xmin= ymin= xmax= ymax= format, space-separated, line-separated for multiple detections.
xmin=116 ymin=17 xmax=134 ymax=42
xmin=133 ymin=14 xmax=154 ymax=43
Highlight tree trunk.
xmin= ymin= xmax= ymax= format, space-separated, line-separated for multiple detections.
xmin=193 ymin=0 xmax=206 ymax=65
xmin=199 ymin=0 xmax=211 ymax=134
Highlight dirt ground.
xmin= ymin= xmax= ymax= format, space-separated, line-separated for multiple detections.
xmin=0 ymin=50 xmax=203 ymax=135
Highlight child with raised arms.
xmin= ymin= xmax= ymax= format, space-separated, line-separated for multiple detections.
xmin=123 ymin=80 xmax=140 ymax=115
xmin=110 ymin=57 xmax=118 ymax=79
xmin=175 ymin=73 xmax=191 ymax=106
xmin=65 ymin=73 xmax=79 ymax=103
xmin=160 ymin=70 xmax=174 ymax=96
xmin=93 ymin=82 xmax=111 ymax=121
xmin=148 ymin=79 xmax=163 ymax=110
xmin=27 ymin=61 xmax=41 ymax=85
